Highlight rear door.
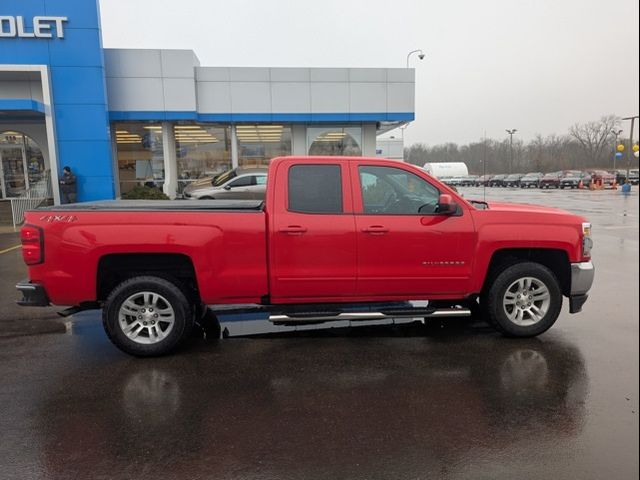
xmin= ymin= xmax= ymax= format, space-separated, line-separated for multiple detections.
xmin=269 ymin=160 xmax=356 ymax=301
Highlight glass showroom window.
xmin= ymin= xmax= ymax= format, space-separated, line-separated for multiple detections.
xmin=0 ymin=131 xmax=46 ymax=199
xmin=307 ymin=126 xmax=362 ymax=156
xmin=174 ymin=123 xmax=232 ymax=194
xmin=236 ymin=124 xmax=292 ymax=168
xmin=114 ymin=122 xmax=164 ymax=195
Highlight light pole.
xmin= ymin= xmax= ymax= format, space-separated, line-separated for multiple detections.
xmin=612 ymin=129 xmax=623 ymax=170
xmin=622 ymin=115 xmax=639 ymax=182
xmin=406 ymin=49 xmax=425 ymax=68
xmin=506 ymin=129 xmax=517 ymax=174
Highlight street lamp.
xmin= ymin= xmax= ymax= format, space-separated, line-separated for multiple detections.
xmin=622 ymin=115 xmax=639 ymax=183
xmin=612 ymin=129 xmax=623 ymax=170
xmin=506 ymin=129 xmax=517 ymax=174
xmin=406 ymin=49 xmax=425 ymax=68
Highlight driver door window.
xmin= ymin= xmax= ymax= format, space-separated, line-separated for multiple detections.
xmin=359 ymin=166 xmax=440 ymax=214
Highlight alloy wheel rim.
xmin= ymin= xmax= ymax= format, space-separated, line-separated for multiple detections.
xmin=502 ymin=277 xmax=551 ymax=327
xmin=118 ymin=291 xmax=175 ymax=344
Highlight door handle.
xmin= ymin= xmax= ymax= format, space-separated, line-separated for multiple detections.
xmin=362 ymin=225 xmax=389 ymax=234
xmin=279 ymin=225 xmax=307 ymax=234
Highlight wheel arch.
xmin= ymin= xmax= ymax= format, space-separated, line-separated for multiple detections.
xmin=481 ymin=248 xmax=571 ymax=297
xmin=97 ymin=253 xmax=200 ymax=303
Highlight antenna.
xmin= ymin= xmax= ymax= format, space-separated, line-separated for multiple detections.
xmin=483 ymin=130 xmax=487 ymax=202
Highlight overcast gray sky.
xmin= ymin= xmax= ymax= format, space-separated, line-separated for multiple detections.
xmin=100 ymin=0 xmax=639 ymax=146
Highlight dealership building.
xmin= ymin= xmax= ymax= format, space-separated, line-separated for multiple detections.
xmin=1 ymin=0 xmax=415 ymax=204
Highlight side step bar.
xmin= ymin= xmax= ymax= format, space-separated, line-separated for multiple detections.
xmin=269 ymin=308 xmax=470 ymax=325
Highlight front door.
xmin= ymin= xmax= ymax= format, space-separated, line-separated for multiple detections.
xmin=351 ymin=162 xmax=476 ymax=298
xmin=269 ymin=160 xmax=357 ymax=301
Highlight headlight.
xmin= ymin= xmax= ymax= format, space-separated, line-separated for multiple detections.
xmin=582 ymin=222 xmax=593 ymax=258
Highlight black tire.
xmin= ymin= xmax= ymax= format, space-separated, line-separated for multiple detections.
xmin=103 ymin=276 xmax=195 ymax=357
xmin=483 ymin=262 xmax=562 ymax=337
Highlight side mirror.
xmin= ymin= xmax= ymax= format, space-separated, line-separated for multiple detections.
xmin=437 ymin=194 xmax=458 ymax=215
xmin=223 ymin=185 xmax=232 ymax=190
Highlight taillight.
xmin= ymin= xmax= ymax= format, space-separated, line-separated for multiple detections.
xmin=21 ymin=225 xmax=44 ymax=265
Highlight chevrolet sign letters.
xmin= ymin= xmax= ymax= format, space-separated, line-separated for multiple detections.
xmin=0 ymin=16 xmax=68 ymax=38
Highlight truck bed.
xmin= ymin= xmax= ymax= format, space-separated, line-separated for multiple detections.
xmin=37 ymin=199 xmax=264 ymax=212
xmin=23 ymin=199 xmax=268 ymax=306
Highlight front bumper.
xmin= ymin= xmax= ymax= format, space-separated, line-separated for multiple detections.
xmin=569 ymin=261 xmax=594 ymax=313
xmin=16 ymin=280 xmax=50 ymax=307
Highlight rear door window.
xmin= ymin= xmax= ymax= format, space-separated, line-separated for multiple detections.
xmin=228 ymin=175 xmax=254 ymax=188
xmin=256 ymin=175 xmax=267 ymax=185
xmin=288 ymin=165 xmax=343 ymax=214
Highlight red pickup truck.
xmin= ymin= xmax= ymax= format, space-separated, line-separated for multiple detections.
xmin=17 ymin=156 xmax=594 ymax=356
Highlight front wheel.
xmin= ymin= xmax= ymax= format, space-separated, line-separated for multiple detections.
xmin=483 ymin=262 xmax=562 ymax=337
xmin=103 ymin=276 xmax=195 ymax=356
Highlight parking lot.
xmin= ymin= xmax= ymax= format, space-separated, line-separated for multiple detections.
xmin=0 ymin=187 xmax=638 ymax=480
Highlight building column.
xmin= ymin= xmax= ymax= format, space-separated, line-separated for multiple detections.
xmin=292 ymin=124 xmax=307 ymax=155
xmin=110 ymin=128 xmax=120 ymax=198
xmin=362 ymin=123 xmax=377 ymax=156
xmin=40 ymin=66 xmax=61 ymax=205
xmin=162 ymin=121 xmax=178 ymax=199
xmin=231 ymin=124 xmax=239 ymax=168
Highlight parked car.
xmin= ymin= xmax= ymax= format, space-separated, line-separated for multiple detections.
xmin=589 ymin=170 xmax=615 ymax=188
xmin=182 ymin=167 xmax=268 ymax=200
xmin=459 ymin=175 xmax=479 ymax=187
xmin=520 ymin=173 xmax=544 ymax=188
xmin=489 ymin=174 xmax=506 ymax=187
xmin=444 ymin=176 xmax=464 ymax=187
xmin=17 ymin=156 xmax=594 ymax=356
xmin=612 ymin=169 xmax=639 ymax=185
xmin=475 ymin=174 xmax=493 ymax=187
xmin=504 ymin=174 xmax=524 ymax=188
xmin=539 ymin=172 xmax=562 ymax=189
xmin=612 ymin=170 xmax=627 ymax=186
xmin=560 ymin=172 xmax=592 ymax=189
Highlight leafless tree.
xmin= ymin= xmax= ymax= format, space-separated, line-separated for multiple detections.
xmin=569 ymin=115 xmax=620 ymax=167
xmin=403 ymin=114 xmax=628 ymax=173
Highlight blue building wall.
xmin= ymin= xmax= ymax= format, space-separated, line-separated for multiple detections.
xmin=0 ymin=0 xmax=114 ymax=201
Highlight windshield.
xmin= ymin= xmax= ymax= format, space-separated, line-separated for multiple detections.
xmin=212 ymin=170 xmax=237 ymax=187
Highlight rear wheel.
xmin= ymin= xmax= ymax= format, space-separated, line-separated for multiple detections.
xmin=483 ymin=262 xmax=562 ymax=337
xmin=103 ymin=276 xmax=195 ymax=356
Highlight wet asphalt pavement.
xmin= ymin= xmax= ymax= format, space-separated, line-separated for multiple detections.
xmin=0 ymin=188 xmax=638 ymax=480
